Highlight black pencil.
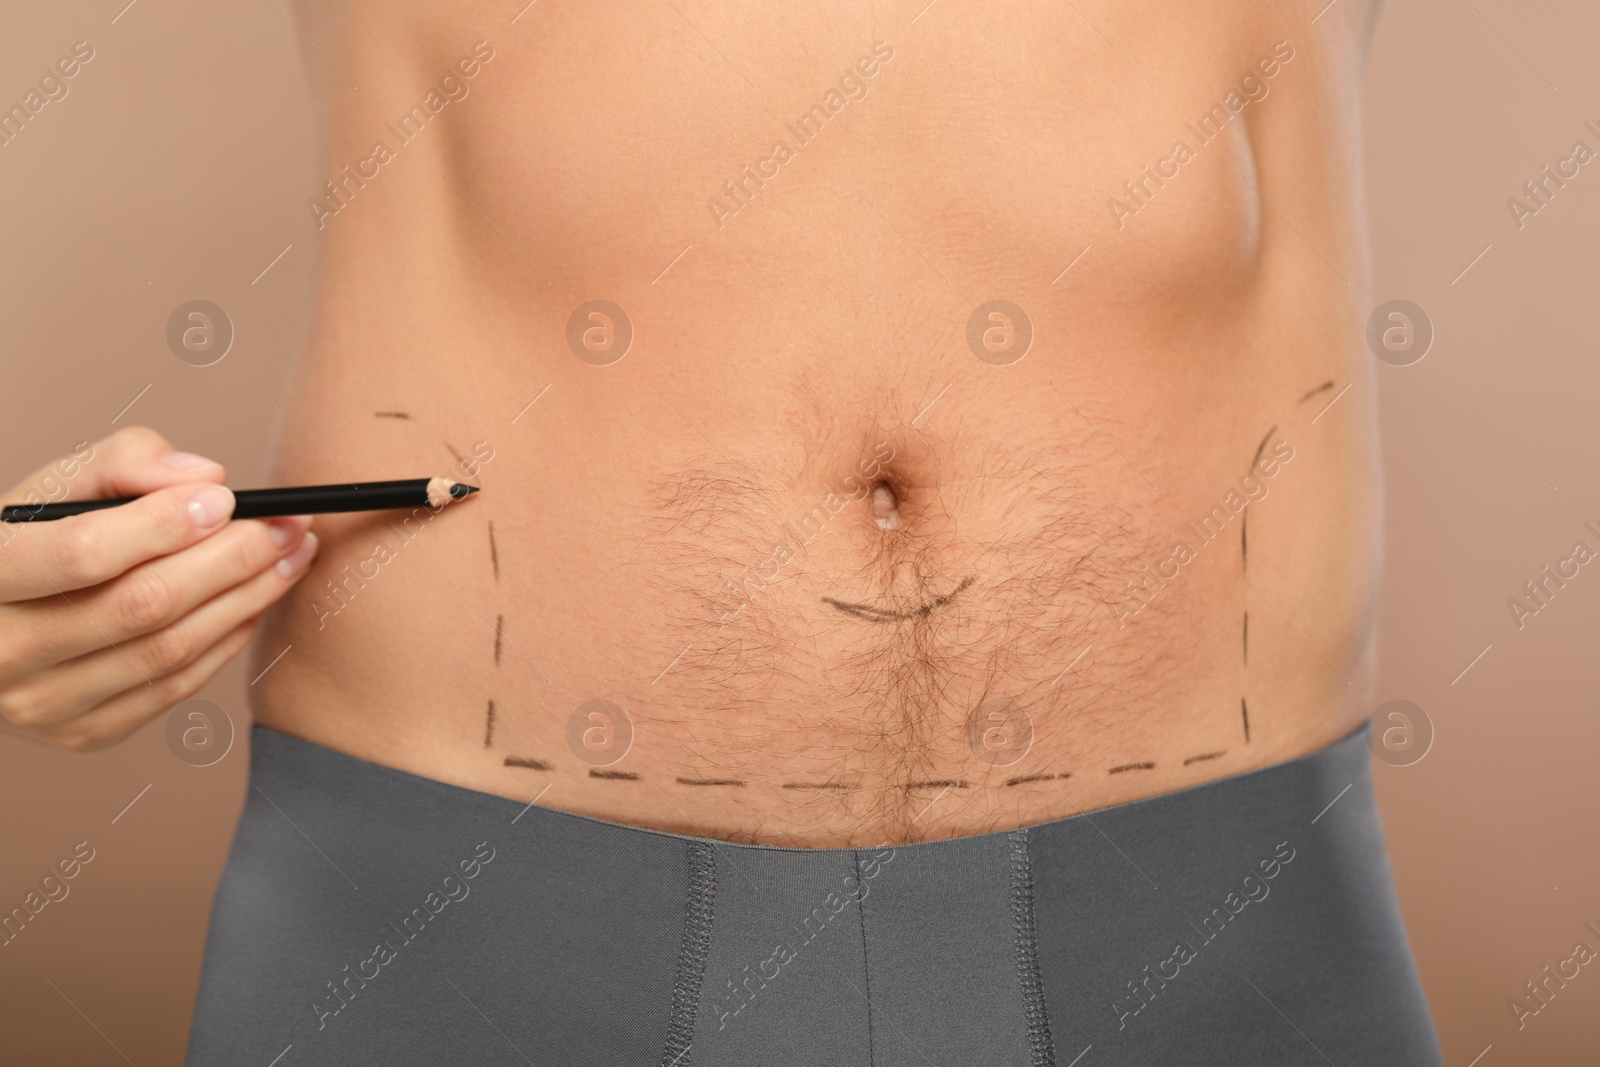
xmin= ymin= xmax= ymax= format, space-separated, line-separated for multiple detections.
xmin=1 ymin=477 xmax=479 ymax=523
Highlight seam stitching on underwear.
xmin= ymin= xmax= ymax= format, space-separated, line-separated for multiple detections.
xmin=853 ymin=850 xmax=877 ymax=1067
xmin=662 ymin=840 xmax=717 ymax=1067
xmin=1009 ymin=828 xmax=1058 ymax=1066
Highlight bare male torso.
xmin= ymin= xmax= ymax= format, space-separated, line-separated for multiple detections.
xmin=253 ymin=0 xmax=1382 ymax=846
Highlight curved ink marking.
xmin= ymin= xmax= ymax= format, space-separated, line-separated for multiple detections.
xmin=822 ymin=576 xmax=976 ymax=623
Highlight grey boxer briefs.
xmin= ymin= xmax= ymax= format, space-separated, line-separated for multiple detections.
xmin=185 ymin=722 xmax=1443 ymax=1066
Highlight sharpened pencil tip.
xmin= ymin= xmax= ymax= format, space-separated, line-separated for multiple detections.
xmin=451 ymin=483 xmax=480 ymax=498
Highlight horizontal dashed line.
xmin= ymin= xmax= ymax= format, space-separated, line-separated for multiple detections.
xmin=1005 ymin=773 xmax=1068 ymax=786
xmin=589 ymin=769 xmax=640 ymax=781
xmin=676 ymin=777 xmax=747 ymax=787
xmin=1183 ymin=751 xmax=1227 ymax=766
xmin=1108 ymin=762 xmax=1155 ymax=774
xmin=503 ymin=756 xmax=551 ymax=771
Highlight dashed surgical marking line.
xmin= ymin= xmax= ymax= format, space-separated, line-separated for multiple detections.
xmin=1452 ymin=643 xmax=1493 ymax=685
xmin=823 ymin=576 xmax=976 ymax=622
xmin=1241 ymin=509 xmax=1248 ymax=571
xmin=590 ymin=769 xmax=640 ymax=781
xmin=676 ymin=777 xmax=747 ymax=787
xmin=1005 ymin=773 xmax=1065 ymax=786
xmin=1108 ymin=762 xmax=1154 ymax=774
xmin=484 ymin=699 xmax=495 ymax=747
xmin=1242 ymin=696 xmax=1251 ymax=743
xmin=782 ymin=780 xmax=856 ymax=791
xmin=905 ymin=778 xmax=969 ymax=790
xmin=1310 ymin=782 xmax=1353 ymax=824
xmin=1251 ymin=426 xmax=1277 ymax=471
xmin=1298 ymin=380 xmax=1335 ymax=403
xmin=1184 ymin=751 xmax=1227 ymax=766
xmin=1242 ymin=611 xmax=1249 ymax=665
xmin=443 ymin=578 xmax=550 ymax=683
xmin=494 ymin=614 xmax=504 ymax=666
xmin=1310 ymin=382 xmax=1353 ymax=424
xmin=504 ymin=756 xmax=551 ymax=771
xmin=488 ymin=521 xmax=499 ymax=580
xmin=374 ymin=411 xmax=412 ymax=419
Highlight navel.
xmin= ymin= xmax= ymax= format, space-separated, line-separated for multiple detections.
xmin=872 ymin=480 xmax=901 ymax=530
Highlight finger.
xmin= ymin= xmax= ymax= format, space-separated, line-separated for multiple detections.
xmin=1 ymin=515 xmax=315 ymax=670
xmin=0 ymin=480 xmax=252 ymax=603
xmin=1 ymin=425 xmax=226 ymax=506
xmin=20 ymin=615 xmax=261 ymax=753
xmin=0 ymin=532 xmax=317 ymax=727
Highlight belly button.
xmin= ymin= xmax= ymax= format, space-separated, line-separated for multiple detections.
xmin=872 ymin=481 xmax=901 ymax=530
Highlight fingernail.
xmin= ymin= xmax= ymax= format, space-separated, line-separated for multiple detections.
xmin=277 ymin=531 xmax=318 ymax=579
xmin=164 ymin=451 xmax=222 ymax=470
xmin=267 ymin=516 xmax=309 ymax=548
xmin=188 ymin=484 xmax=235 ymax=528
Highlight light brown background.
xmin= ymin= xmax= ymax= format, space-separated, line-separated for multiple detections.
xmin=1 ymin=0 xmax=1596 ymax=1062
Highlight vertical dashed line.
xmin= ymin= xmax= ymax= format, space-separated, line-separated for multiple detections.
xmin=1243 ymin=611 xmax=1249 ymax=666
xmin=488 ymin=520 xmax=499 ymax=580
xmin=484 ymin=699 xmax=496 ymax=747
xmin=494 ymin=615 xmax=504 ymax=666
xmin=1241 ymin=697 xmax=1251 ymax=744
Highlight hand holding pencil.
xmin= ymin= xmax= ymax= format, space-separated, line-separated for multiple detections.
xmin=0 ymin=427 xmax=475 ymax=753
